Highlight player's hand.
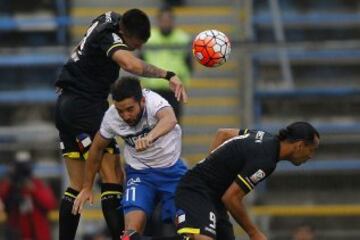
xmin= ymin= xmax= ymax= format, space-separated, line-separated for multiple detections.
xmin=135 ymin=136 xmax=153 ymax=152
xmin=72 ymin=188 xmax=94 ymax=215
xmin=169 ymin=75 xmax=188 ymax=103
xmin=249 ymin=231 xmax=267 ymax=240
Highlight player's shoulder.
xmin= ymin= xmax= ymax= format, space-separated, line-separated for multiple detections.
xmin=103 ymin=105 xmax=118 ymax=120
xmin=91 ymin=11 xmax=121 ymax=33
xmin=93 ymin=11 xmax=121 ymax=24
xmin=235 ymin=129 xmax=275 ymax=149
xmin=143 ymin=88 xmax=162 ymax=100
xmin=143 ymin=89 xmax=170 ymax=109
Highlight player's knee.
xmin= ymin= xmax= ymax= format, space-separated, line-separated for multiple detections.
xmin=125 ymin=209 xmax=147 ymax=233
xmin=64 ymin=157 xmax=85 ymax=190
xmin=100 ymin=153 xmax=123 ymax=183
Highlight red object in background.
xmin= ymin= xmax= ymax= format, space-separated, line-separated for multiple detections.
xmin=0 ymin=177 xmax=57 ymax=240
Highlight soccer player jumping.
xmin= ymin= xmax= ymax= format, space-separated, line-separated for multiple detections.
xmin=54 ymin=9 xmax=187 ymax=240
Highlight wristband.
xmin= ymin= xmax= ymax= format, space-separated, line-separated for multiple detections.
xmin=165 ymin=71 xmax=176 ymax=80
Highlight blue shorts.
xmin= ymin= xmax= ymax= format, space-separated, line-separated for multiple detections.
xmin=122 ymin=159 xmax=187 ymax=222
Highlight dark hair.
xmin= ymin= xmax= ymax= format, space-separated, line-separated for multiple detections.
xmin=111 ymin=76 xmax=143 ymax=102
xmin=122 ymin=8 xmax=151 ymax=41
xmin=277 ymin=122 xmax=320 ymax=144
xmin=158 ymin=5 xmax=174 ymax=18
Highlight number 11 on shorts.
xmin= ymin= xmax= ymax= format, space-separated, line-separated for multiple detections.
xmin=126 ymin=186 xmax=136 ymax=201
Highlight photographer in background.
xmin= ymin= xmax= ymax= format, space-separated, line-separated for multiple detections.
xmin=0 ymin=151 xmax=57 ymax=240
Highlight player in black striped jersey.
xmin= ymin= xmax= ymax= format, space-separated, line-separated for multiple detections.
xmin=55 ymin=9 xmax=188 ymax=240
xmin=121 ymin=122 xmax=320 ymax=240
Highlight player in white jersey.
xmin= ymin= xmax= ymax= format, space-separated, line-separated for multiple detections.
xmin=72 ymin=76 xmax=187 ymax=236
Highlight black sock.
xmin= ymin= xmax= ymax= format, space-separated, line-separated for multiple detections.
xmin=101 ymin=183 xmax=124 ymax=240
xmin=59 ymin=187 xmax=80 ymax=240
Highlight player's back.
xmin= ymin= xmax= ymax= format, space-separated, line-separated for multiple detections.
xmin=188 ymin=130 xmax=279 ymax=200
xmin=56 ymin=12 xmax=128 ymax=100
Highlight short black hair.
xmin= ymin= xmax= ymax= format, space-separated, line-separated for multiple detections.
xmin=277 ymin=121 xmax=320 ymax=144
xmin=122 ymin=8 xmax=151 ymax=41
xmin=111 ymin=76 xmax=143 ymax=102
xmin=158 ymin=5 xmax=174 ymax=17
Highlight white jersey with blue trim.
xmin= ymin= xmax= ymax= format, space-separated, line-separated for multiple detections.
xmin=100 ymin=89 xmax=182 ymax=170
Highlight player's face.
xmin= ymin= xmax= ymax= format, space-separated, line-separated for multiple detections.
xmin=114 ymin=97 xmax=145 ymax=126
xmin=122 ymin=33 xmax=145 ymax=50
xmin=158 ymin=12 xmax=174 ymax=35
xmin=291 ymin=136 xmax=320 ymax=166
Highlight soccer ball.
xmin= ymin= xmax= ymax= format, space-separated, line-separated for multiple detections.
xmin=192 ymin=29 xmax=231 ymax=67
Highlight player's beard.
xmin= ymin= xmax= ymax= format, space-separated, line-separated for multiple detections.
xmin=160 ymin=28 xmax=173 ymax=36
xmin=127 ymin=104 xmax=144 ymax=126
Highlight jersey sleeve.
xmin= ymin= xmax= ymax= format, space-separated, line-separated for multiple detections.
xmin=235 ymin=156 xmax=275 ymax=194
xmin=146 ymin=90 xmax=172 ymax=117
xmin=99 ymin=110 xmax=116 ymax=139
xmin=99 ymin=32 xmax=130 ymax=57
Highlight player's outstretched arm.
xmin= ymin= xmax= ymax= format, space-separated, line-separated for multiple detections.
xmin=72 ymin=132 xmax=110 ymax=214
xmin=209 ymin=128 xmax=240 ymax=152
xmin=112 ymin=49 xmax=188 ymax=103
xmin=135 ymin=106 xmax=177 ymax=152
xmin=222 ymin=182 xmax=267 ymax=240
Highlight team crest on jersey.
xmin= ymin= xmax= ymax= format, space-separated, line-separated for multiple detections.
xmin=175 ymin=209 xmax=186 ymax=225
xmin=255 ymin=131 xmax=265 ymax=143
xmin=250 ymin=169 xmax=266 ymax=183
xmin=127 ymin=177 xmax=141 ymax=186
xmin=112 ymin=33 xmax=122 ymax=43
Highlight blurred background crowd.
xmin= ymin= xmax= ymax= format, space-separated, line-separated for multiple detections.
xmin=0 ymin=0 xmax=360 ymax=239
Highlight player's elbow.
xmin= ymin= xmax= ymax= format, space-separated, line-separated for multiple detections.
xmin=171 ymin=118 xmax=178 ymax=128
xmin=166 ymin=116 xmax=177 ymax=129
xmin=215 ymin=128 xmax=229 ymax=141
xmin=217 ymin=128 xmax=240 ymax=140
xmin=221 ymin=192 xmax=234 ymax=208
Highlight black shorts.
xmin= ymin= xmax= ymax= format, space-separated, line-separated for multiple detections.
xmin=175 ymin=174 xmax=235 ymax=240
xmin=55 ymin=91 xmax=119 ymax=159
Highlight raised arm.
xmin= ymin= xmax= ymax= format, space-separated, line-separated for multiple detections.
xmin=112 ymin=49 xmax=187 ymax=103
xmin=222 ymin=182 xmax=267 ymax=240
xmin=72 ymin=132 xmax=111 ymax=214
xmin=135 ymin=106 xmax=177 ymax=152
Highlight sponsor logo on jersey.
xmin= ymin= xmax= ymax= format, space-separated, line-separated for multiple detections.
xmin=205 ymin=227 xmax=216 ymax=235
xmin=250 ymin=169 xmax=266 ymax=183
xmin=123 ymin=126 xmax=152 ymax=147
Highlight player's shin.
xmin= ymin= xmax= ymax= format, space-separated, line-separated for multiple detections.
xmin=101 ymin=183 xmax=124 ymax=240
xmin=59 ymin=187 xmax=80 ymax=240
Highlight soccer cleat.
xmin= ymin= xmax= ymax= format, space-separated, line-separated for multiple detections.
xmin=121 ymin=230 xmax=141 ymax=240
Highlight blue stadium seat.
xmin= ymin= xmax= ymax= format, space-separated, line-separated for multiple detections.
xmin=252 ymin=49 xmax=360 ymax=64
xmin=255 ymin=88 xmax=360 ymax=98
xmin=0 ymin=89 xmax=56 ymax=104
xmin=253 ymin=12 xmax=360 ymax=28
